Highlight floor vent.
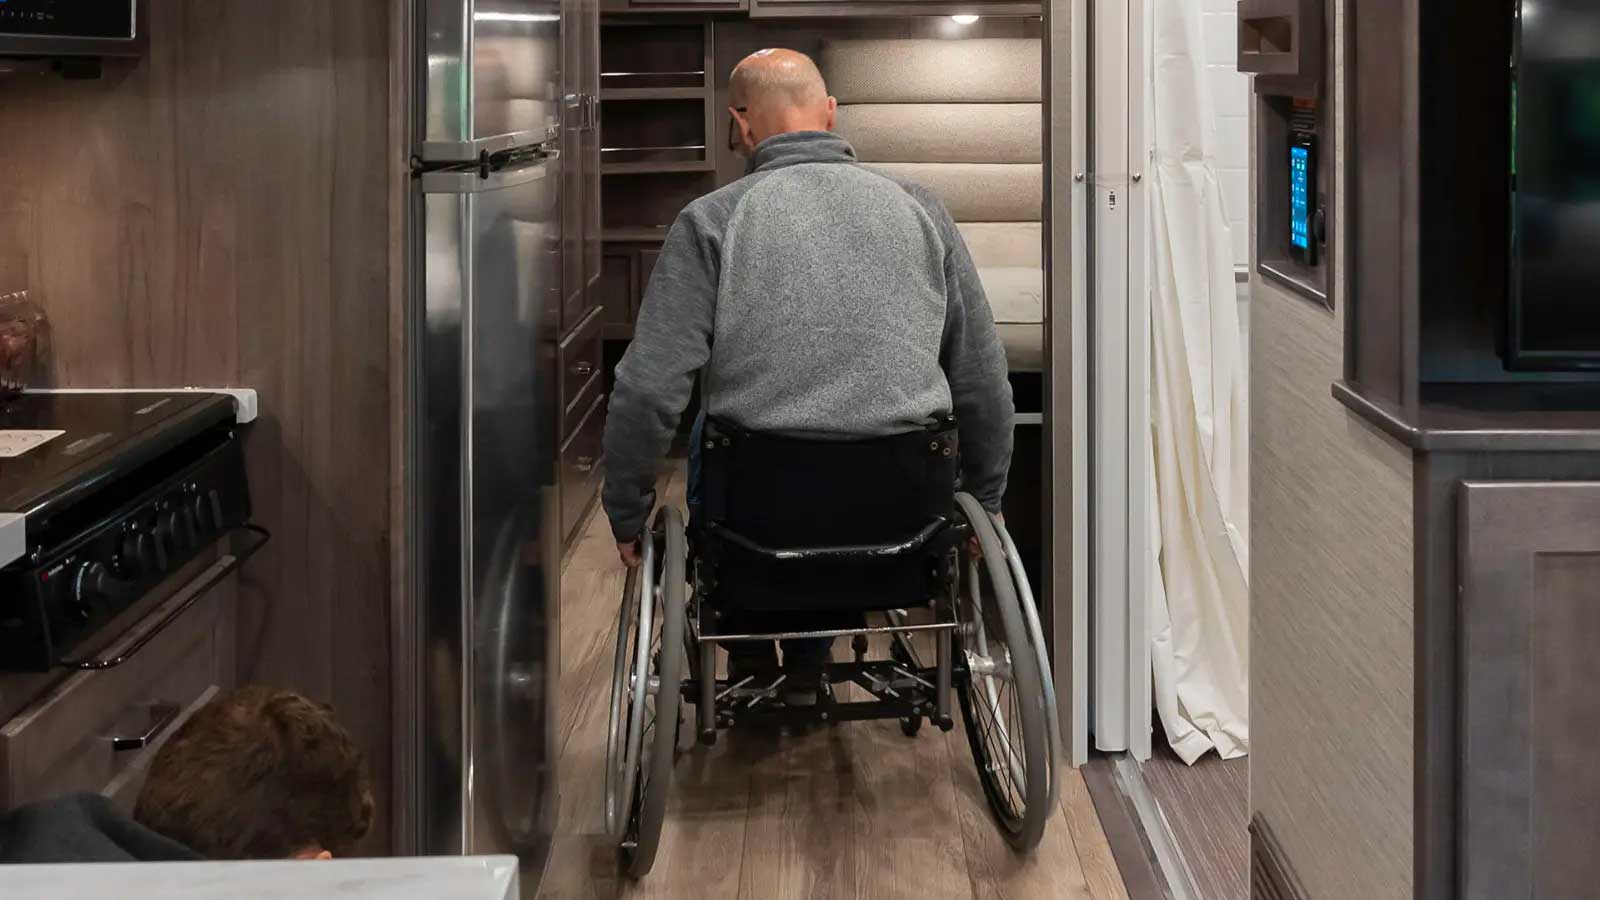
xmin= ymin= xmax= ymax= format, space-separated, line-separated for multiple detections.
xmin=1251 ymin=815 xmax=1308 ymax=900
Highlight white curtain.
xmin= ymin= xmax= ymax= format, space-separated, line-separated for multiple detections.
xmin=1146 ymin=0 xmax=1251 ymax=763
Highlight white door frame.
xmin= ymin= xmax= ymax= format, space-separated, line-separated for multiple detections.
xmin=1086 ymin=0 xmax=1153 ymax=761
xmin=1045 ymin=0 xmax=1091 ymax=768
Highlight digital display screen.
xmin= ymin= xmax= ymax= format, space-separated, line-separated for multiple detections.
xmin=1509 ymin=0 xmax=1600 ymax=368
xmin=1290 ymin=144 xmax=1311 ymax=251
xmin=0 ymin=1 xmax=134 ymax=40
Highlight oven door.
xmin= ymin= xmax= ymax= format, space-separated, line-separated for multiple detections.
xmin=0 ymin=550 xmax=240 ymax=813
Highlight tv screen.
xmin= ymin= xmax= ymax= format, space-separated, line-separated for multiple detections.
xmin=1509 ymin=0 xmax=1600 ymax=369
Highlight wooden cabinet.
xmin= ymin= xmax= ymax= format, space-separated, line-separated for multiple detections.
xmin=560 ymin=308 xmax=606 ymax=439
xmin=1458 ymin=481 xmax=1600 ymax=900
xmin=559 ymin=0 xmax=607 ymax=549
xmin=562 ymin=0 xmax=604 ymax=334
xmin=561 ymin=394 xmax=609 ymax=544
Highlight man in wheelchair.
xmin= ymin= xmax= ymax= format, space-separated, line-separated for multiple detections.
xmin=600 ymin=50 xmax=1059 ymax=873
xmin=602 ymin=46 xmax=1013 ymax=696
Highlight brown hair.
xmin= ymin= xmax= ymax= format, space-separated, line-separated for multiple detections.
xmin=133 ymin=687 xmax=375 ymax=859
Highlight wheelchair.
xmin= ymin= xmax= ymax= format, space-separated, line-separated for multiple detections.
xmin=604 ymin=417 xmax=1060 ymax=878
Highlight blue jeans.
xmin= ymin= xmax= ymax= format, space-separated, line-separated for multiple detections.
xmin=687 ymin=410 xmax=705 ymax=522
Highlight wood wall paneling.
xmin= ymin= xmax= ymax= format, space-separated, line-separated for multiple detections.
xmin=1346 ymin=0 xmax=1407 ymax=404
xmin=0 ymin=0 xmax=396 ymax=854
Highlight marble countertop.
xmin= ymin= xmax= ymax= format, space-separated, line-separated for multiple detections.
xmin=3 ymin=855 xmax=519 ymax=899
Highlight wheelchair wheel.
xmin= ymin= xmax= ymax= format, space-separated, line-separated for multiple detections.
xmin=604 ymin=507 xmax=689 ymax=878
xmin=954 ymin=493 xmax=1052 ymax=853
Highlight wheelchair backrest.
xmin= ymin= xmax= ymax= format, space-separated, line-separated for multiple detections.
xmin=698 ymin=416 xmax=958 ymax=552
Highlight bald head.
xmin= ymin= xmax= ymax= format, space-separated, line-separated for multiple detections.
xmin=727 ymin=49 xmax=837 ymax=155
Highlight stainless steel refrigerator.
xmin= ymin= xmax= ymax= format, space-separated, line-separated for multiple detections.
xmin=404 ymin=0 xmax=565 ymax=890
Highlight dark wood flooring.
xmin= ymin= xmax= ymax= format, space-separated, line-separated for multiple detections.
xmin=1140 ymin=745 xmax=1248 ymax=900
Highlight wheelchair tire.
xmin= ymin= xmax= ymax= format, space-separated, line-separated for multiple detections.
xmin=603 ymin=559 xmax=646 ymax=842
xmin=621 ymin=507 xmax=689 ymax=879
xmin=953 ymin=493 xmax=1052 ymax=853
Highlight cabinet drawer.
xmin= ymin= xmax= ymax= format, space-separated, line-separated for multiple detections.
xmin=0 ymin=557 xmax=236 ymax=812
xmin=561 ymin=393 xmax=608 ymax=543
xmin=560 ymin=308 xmax=605 ymax=440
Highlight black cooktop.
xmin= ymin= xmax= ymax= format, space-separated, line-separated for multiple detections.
xmin=0 ymin=392 xmax=236 ymax=520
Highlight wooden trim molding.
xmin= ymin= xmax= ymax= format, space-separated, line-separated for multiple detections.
xmin=1251 ymin=816 xmax=1309 ymax=900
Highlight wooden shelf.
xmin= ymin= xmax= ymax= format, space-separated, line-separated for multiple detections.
xmin=604 ymin=227 xmax=671 ymax=242
xmin=602 ymin=86 xmax=708 ymax=100
xmin=602 ymin=159 xmax=714 ymax=175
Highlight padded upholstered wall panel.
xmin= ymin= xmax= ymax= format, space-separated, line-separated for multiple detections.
xmin=957 ymin=223 xmax=1043 ymax=268
xmin=835 ymin=104 xmax=1042 ymax=164
xmin=997 ymin=324 xmax=1044 ymax=373
xmin=820 ymin=39 xmax=1042 ymax=104
xmin=865 ymin=163 xmax=1042 ymax=222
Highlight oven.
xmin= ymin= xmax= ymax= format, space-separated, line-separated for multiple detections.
xmin=0 ymin=390 xmax=262 ymax=812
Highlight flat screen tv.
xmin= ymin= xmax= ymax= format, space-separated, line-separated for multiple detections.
xmin=1509 ymin=0 xmax=1600 ymax=370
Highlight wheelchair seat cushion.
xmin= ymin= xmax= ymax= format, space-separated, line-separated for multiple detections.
xmin=697 ymin=418 xmax=960 ymax=615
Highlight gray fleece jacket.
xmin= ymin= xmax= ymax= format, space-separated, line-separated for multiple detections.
xmin=602 ymin=130 xmax=1014 ymax=541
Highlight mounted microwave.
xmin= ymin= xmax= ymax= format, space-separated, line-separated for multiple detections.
xmin=0 ymin=0 xmax=142 ymax=58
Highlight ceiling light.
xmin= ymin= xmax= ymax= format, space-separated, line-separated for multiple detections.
xmin=951 ymin=14 xmax=980 ymax=24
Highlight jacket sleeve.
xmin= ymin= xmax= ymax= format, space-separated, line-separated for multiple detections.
xmin=939 ymin=224 xmax=1015 ymax=514
xmin=601 ymin=210 xmax=718 ymax=541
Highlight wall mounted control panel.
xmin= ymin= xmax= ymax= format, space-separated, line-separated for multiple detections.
xmin=1240 ymin=0 xmax=1333 ymax=308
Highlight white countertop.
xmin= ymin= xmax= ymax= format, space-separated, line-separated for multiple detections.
xmin=3 ymin=855 xmax=520 ymax=899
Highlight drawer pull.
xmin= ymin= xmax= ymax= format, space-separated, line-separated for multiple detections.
xmin=575 ymin=456 xmax=596 ymax=473
xmin=573 ymin=361 xmax=595 ymax=378
xmin=59 ymin=525 xmax=272 ymax=671
xmin=104 ymin=702 xmax=181 ymax=752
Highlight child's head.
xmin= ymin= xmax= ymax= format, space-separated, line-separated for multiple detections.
xmin=133 ymin=687 xmax=375 ymax=859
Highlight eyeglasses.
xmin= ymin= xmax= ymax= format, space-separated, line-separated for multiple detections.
xmin=727 ymin=107 xmax=748 ymax=151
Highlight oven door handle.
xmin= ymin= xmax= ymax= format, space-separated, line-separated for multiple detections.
xmin=59 ymin=525 xmax=272 ymax=671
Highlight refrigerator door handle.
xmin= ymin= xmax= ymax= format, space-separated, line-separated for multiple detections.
xmin=420 ymin=157 xmax=556 ymax=195
xmin=419 ymin=130 xmax=559 ymax=165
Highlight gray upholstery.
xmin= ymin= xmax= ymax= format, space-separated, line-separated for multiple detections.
xmin=979 ymin=267 xmax=1044 ymax=325
xmin=835 ymin=104 xmax=1042 ymax=164
xmin=821 ymin=39 xmax=1043 ymax=104
xmin=864 ymin=163 xmax=1042 ymax=222
xmin=822 ymin=37 xmax=1045 ymax=372
xmin=958 ymin=223 xmax=1043 ymax=269
xmin=996 ymin=324 xmax=1045 ymax=373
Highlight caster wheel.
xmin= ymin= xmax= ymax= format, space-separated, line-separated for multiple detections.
xmin=900 ymin=716 xmax=922 ymax=737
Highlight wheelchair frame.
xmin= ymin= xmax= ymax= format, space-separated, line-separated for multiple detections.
xmin=605 ymin=494 xmax=1060 ymax=879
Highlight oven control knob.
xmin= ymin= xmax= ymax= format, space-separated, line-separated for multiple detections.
xmin=158 ymin=508 xmax=195 ymax=553
xmin=154 ymin=511 xmax=183 ymax=559
xmin=191 ymin=493 xmax=216 ymax=537
xmin=119 ymin=530 xmax=155 ymax=576
xmin=71 ymin=561 xmax=110 ymax=617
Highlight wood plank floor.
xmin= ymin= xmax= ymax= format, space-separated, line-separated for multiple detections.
xmin=1139 ymin=743 xmax=1248 ymax=900
xmin=541 ymin=465 xmax=1131 ymax=900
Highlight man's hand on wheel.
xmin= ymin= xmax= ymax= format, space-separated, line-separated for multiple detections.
xmin=968 ymin=512 xmax=1005 ymax=560
xmin=618 ymin=539 xmax=643 ymax=568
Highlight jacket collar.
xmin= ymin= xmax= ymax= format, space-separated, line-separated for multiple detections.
xmin=746 ymin=131 xmax=857 ymax=175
